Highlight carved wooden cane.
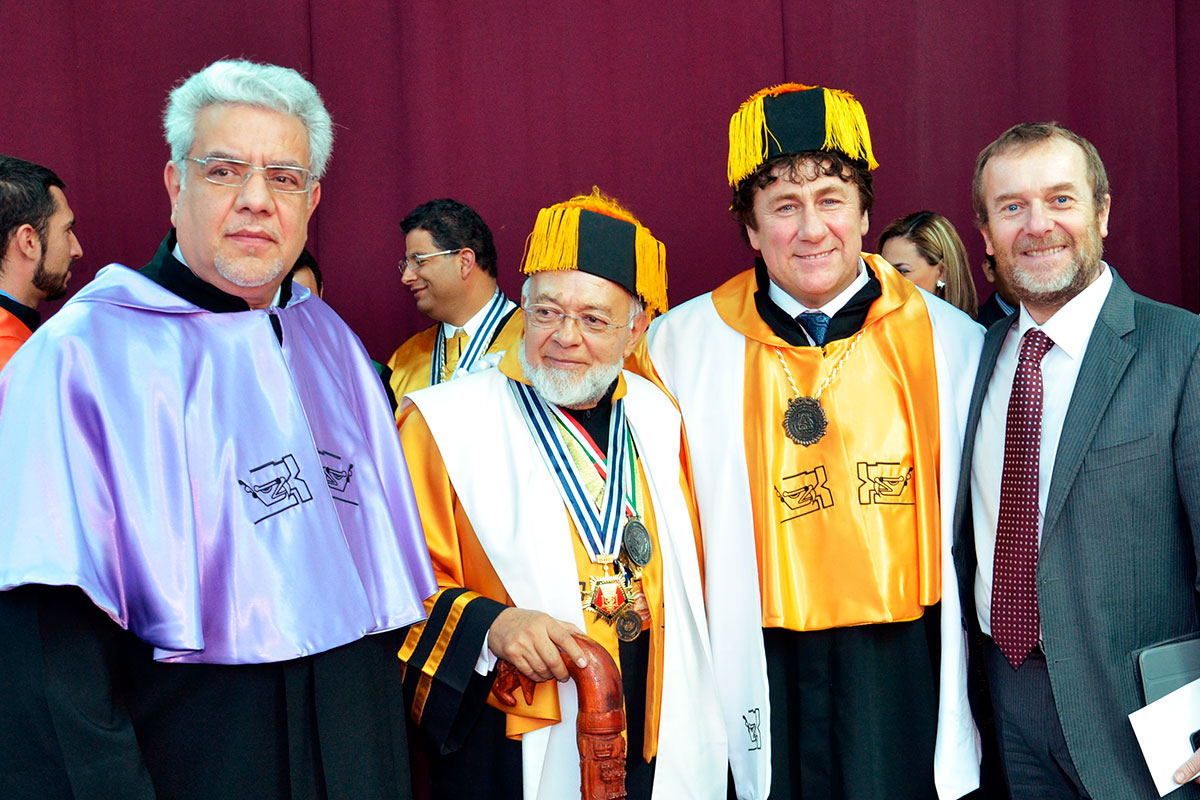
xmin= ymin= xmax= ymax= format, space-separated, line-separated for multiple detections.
xmin=491 ymin=634 xmax=627 ymax=800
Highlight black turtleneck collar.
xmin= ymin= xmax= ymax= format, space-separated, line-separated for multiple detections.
xmin=138 ymin=230 xmax=293 ymax=313
xmin=559 ymin=377 xmax=620 ymax=457
xmin=0 ymin=292 xmax=40 ymax=334
xmin=752 ymin=257 xmax=882 ymax=346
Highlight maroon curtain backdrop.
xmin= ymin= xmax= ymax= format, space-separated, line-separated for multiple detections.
xmin=1 ymin=1 xmax=1195 ymax=360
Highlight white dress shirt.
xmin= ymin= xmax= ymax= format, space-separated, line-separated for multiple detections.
xmin=768 ymin=258 xmax=870 ymax=346
xmin=971 ymin=265 xmax=1113 ymax=636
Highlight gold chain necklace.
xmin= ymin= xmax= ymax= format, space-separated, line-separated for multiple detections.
xmin=774 ymin=329 xmax=865 ymax=446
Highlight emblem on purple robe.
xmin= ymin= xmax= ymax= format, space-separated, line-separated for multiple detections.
xmin=238 ymin=454 xmax=313 ymax=522
xmin=319 ymin=449 xmax=357 ymax=504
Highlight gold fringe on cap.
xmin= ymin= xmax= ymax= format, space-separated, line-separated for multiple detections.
xmin=727 ymin=83 xmax=809 ymax=187
xmin=727 ymin=82 xmax=878 ymax=187
xmin=523 ymin=203 xmax=583 ymax=276
xmin=821 ymin=86 xmax=878 ymax=171
xmin=521 ymin=187 xmax=668 ymax=315
xmin=633 ymin=225 xmax=667 ymax=315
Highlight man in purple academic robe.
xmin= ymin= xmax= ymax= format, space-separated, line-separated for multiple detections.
xmin=0 ymin=59 xmax=436 ymax=800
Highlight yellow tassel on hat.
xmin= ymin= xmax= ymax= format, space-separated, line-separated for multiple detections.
xmin=821 ymin=87 xmax=879 ymax=170
xmin=727 ymin=83 xmax=811 ymax=187
xmin=633 ymin=224 xmax=667 ymax=316
xmin=523 ymin=204 xmax=583 ymax=275
xmin=521 ymin=187 xmax=668 ymax=315
xmin=727 ymin=82 xmax=878 ymax=187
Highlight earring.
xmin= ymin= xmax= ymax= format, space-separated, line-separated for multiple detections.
xmin=935 ymin=279 xmax=946 ymax=290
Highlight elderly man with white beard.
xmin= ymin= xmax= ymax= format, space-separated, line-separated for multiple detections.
xmin=396 ymin=189 xmax=727 ymax=800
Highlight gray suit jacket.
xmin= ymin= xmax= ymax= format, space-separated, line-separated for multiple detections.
xmin=951 ymin=269 xmax=1200 ymax=799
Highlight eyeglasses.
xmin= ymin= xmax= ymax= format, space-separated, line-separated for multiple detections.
xmin=187 ymin=157 xmax=313 ymax=194
xmin=523 ymin=303 xmax=632 ymax=336
xmin=399 ymin=249 xmax=462 ymax=273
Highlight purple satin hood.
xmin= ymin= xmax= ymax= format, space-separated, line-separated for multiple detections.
xmin=0 ymin=265 xmax=436 ymax=663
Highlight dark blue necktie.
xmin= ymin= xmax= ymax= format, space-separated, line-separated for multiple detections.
xmin=797 ymin=311 xmax=831 ymax=346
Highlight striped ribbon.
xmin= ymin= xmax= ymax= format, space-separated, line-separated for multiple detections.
xmin=554 ymin=409 xmax=640 ymax=520
xmin=509 ymin=378 xmax=630 ymax=563
xmin=428 ymin=290 xmax=515 ymax=386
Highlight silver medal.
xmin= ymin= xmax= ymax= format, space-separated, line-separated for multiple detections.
xmin=622 ymin=518 xmax=653 ymax=567
xmin=783 ymin=396 xmax=827 ymax=446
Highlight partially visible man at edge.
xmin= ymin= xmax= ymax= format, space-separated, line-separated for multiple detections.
xmin=976 ymin=253 xmax=1018 ymax=329
xmin=637 ymin=83 xmax=984 ymax=799
xmin=0 ymin=154 xmax=82 ymax=370
xmin=385 ymin=198 xmax=522 ymax=416
xmin=0 ymin=59 xmax=436 ymax=799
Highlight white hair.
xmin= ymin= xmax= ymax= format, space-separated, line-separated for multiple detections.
xmin=163 ymin=60 xmax=334 ymax=180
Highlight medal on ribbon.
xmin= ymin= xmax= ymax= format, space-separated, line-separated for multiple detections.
xmin=622 ymin=518 xmax=653 ymax=567
xmin=512 ymin=379 xmax=654 ymax=639
xmin=584 ymin=573 xmax=630 ymax=622
xmin=510 ymin=380 xmax=632 ymax=566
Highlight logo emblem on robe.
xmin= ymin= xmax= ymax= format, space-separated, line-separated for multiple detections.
xmin=318 ymin=449 xmax=358 ymax=506
xmin=238 ymin=454 xmax=312 ymax=523
xmin=856 ymin=461 xmax=914 ymax=505
xmin=743 ymin=708 xmax=763 ymax=751
xmin=774 ymin=465 xmax=834 ymax=521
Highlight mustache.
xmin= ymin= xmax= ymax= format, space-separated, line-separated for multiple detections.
xmin=1014 ymin=232 xmax=1072 ymax=252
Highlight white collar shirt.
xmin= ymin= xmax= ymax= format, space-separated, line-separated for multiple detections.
xmin=768 ymin=258 xmax=869 ymax=346
xmin=970 ymin=264 xmax=1114 ymax=636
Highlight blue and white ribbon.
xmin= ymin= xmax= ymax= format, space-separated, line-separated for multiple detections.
xmin=429 ymin=290 xmax=515 ymax=385
xmin=509 ymin=378 xmax=630 ymax=563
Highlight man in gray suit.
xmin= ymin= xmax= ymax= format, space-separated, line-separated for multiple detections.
xmin=952 ymin=121 xmax=1200 ymax=799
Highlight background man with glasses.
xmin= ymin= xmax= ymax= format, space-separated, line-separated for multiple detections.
xmin=0 ymin=154 xmax=82 ymax=371
xmin=385 ymin=198 xmax=523 ymax=415
xmin=0 ymin=59 xmax=435 ymax=799
xmin=396 ymin=189 xmax=726 ymax=799
xmin=640 ymin=83 xmax=984 ymax=800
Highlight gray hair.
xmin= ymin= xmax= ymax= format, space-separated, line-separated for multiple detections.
xmin=163 ymin=60 xmax=334 ymax=181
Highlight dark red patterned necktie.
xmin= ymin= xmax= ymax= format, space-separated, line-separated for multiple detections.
xmin=991 ymin=328 xmax=1054 ymax=669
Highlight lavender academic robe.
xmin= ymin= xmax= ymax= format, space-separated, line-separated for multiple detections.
xmin=0 ymin=258 xmax=436 ymax=798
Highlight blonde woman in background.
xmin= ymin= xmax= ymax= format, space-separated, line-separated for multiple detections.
xmin=878 ymin=211 xmax=979 ymax=318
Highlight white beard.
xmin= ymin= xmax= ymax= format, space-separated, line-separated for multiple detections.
xmin=214 ymin=254 xmax=286 ymax=288
xmin=519 ymin=346 xmax=624 ymax=410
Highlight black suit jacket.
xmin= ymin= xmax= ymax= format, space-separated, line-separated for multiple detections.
xmin=951 ymin=270 xmax=1200 ymax=799
xmin=975 ymin=292 xmax=1013 ymax=330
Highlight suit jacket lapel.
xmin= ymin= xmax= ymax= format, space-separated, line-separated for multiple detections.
xmin=1041 ymin=272 xmax=1137 ymax=539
